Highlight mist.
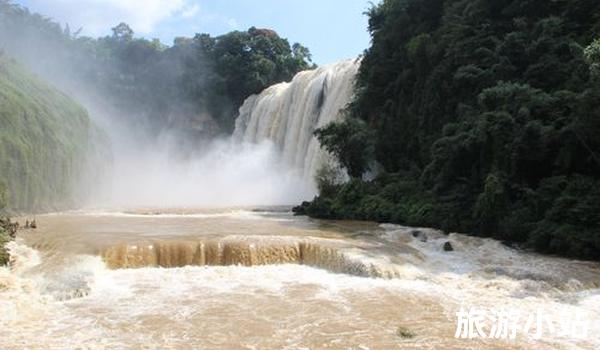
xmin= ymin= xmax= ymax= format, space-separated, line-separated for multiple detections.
xmin=93 ymin=138 xmax=314 ymax=208
xmin=88 ymin=106 xmax=315 ymax=207
xmin=0 ymin=1 xmax=318 ymax=209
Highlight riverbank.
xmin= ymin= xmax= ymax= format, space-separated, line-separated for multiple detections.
xmin=296 ymin=0 xmax=600 ymax=263
xmin=293 ymin=176 xmax=600 ymax=261
xmin=0 ymin=217 xmax=17 ymax=265
xmin=0 ymin=229 xmax=9 ymax=265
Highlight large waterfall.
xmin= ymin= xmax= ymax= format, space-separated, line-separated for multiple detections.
xmin=234 ymin=59 xmax=360 ymax=180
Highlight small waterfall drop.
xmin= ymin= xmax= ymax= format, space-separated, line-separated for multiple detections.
xmin=234 ymin=59 xmax=360 ymax=180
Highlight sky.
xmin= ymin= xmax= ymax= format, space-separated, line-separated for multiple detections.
xmin=15 ymin=0 xmax=379 ymax=65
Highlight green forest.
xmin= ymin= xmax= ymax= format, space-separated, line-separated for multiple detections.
xmin=2 ymin=0 xmax=600 ymax=260
xmin=0 ymin=0 xmax=314 ymax=135
xmin=0 ymin=56 xmax=100 ymax=211
xmin=297 ymin=0 xmax=600 ymax=260
xmin=0 ymin=0 xmax=314 ymax=212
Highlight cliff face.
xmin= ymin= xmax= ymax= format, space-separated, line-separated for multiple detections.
xmin=0 ymin=57 xmax=103 ymax=212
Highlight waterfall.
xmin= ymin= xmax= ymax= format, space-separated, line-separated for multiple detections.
xmin=233 ymin=59 xmax=360 ymax=180
xmin=101 ymin=236 xmax=422 ymax=279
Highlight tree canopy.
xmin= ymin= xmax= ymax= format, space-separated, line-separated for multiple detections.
xmin=301 ymin=0 xmax=600 ymax=260
xmin=314 ymin=118 xmax=374 ymax=178
xmin=0 ymin=1 xmax=314 ymax=137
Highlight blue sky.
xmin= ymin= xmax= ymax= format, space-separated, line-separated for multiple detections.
xmin=15 ymin=0 xmax=379 ymax=65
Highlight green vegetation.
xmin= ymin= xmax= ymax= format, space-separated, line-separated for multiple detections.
xmin=297 ymin=0 xmax=600 ymax=260
xmin=0 ymin=0 xmax=312 ymax=212
xmin=0 ymin=183 xmax=8 ymax=265
xmin=184 ymin=28 xmax=315 ymax=131
xmin=0 ymin=1 xmax=314 ymax=134
xmin=314 ymin=118 xmax=375 ymax=178
xmin=0 ymin=182 xmax=11 ymax=265
xmin=0 ymin=229 xmax=9 ymax=265
xmin=0 ymin=56 xmax=95 ymax=211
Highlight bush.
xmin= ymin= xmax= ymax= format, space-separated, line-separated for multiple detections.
xmin=474 ymin=173 xmax=509 ymax=236
xmin=0 ymin=228 xmax=9 ymax=265
xmin=529 ymin=175 xmax=600 ymax=259
xmin=314 ymin=118 xmax=375 ymax=178
xmin=314 ymin=162 xmax=345 ymax=198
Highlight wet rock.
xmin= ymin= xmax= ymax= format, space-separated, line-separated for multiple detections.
xmin=396 ymin=326 xmax=416 ymax=339
xmin=411 ymin=230 xmax=427 ymax=242
xmin=443 ymin=241 xmax=454 ymax=252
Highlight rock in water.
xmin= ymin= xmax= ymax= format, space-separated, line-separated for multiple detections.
xmin=396 ymin=326 xmax=416 ymax=339
xmin=443 ymin=242 xmax=454 ymax=252
xmin=411 ymin=230 xmax=427 ymax=242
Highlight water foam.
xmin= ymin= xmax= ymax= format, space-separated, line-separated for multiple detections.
xmin=380 ymin=224 xmax=600 ymax=348
xmin=234 ymin=59 xmax=360 ymax=180
xmin=100 ymin=235 xmax=425 ymax=280
xmin=2 ymin=216 xmax=599 ymax=349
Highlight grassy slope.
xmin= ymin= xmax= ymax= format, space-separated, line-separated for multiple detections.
xmin=0 ymin=56 xmax=95 ymax=212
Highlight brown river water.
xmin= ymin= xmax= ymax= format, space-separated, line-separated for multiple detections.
xmin=1 ymin=208 xmax=599 ymax=349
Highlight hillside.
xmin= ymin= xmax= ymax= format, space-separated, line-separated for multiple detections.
xmin=0 ymin=56 xmax=100 ymax=212
xmin=298 ymin=0 xmax=600 ymax=260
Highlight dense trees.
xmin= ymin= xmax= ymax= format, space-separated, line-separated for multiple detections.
xmin=299 ymin=0 xmax=600 ymax=260
xmin=0 ymin=1 xmax=314 ymax=212
xmin=314 ymin=118 xmax=374 ymax=178
xmin=183 ymin=27 xmax=315 ymax=131
xmin=0 ymin=1 xmax=313 ymax=137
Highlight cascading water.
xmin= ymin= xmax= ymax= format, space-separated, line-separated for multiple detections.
xmin=2 ymin=209 xmax=599 ymax=349
xmin=2 ymin=60 xmax=599 ymax=350
xmin=84 ymin=59 xmax=359 ymax=208
xmin=234 ymin=59 xmax=360 ymax=180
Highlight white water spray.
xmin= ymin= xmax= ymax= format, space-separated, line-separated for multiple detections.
xmin=234 ymin=59 xmax=360 ymax=180
xmin=89 ymin=59 xmax=359 ymax=207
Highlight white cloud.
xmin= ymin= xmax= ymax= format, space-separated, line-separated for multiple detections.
xmin=26 ymin=0 xmax=198 ymax=36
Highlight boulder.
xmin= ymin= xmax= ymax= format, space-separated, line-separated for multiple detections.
xmin=411 ymin=230 xmax=427 ymax=242
xmin=443 ymin=241 xmax=454 ymax=252
xmin=396 ymin=326 xmax=416 ymax=339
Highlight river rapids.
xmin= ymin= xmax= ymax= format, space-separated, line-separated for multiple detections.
xmin=0 ymin=208 xmax=598 ymax=349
